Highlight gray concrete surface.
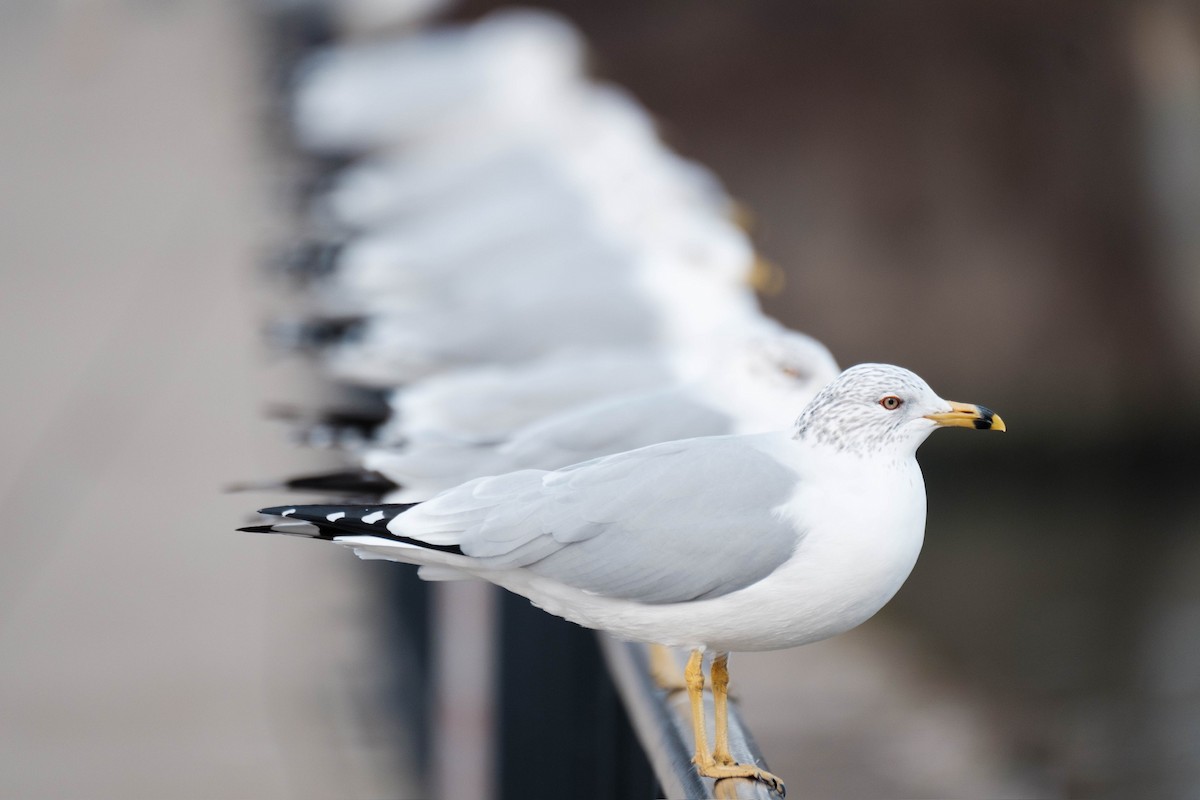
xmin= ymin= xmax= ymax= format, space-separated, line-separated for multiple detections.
xmin=0 ymin=3 xmax=416 ymax=798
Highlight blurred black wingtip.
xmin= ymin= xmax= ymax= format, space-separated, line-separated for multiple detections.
xmin=266 ymin=316 xmax=366 ymax=353
xmin=269 ymin=239 xmax=346 ymax=285
xmin=227 ymin=469 xmax=397 ymax=498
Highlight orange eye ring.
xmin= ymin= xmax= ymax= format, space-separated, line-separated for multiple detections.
xmin=879 ymin=395 xmax=903 ymax=411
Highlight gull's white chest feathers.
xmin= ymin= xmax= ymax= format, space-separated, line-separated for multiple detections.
xmin=748 ymin=452 xmax=927 ymax=649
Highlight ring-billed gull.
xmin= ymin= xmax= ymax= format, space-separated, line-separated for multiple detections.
xmin=301 ymin=205 xmax=754 ymax=318
xmin=242 ymin=363 xmax=1005 ymax=793
xmin=313 ymin=84 xmax=727 ymax=234
xmin=311 ymin=260 xmax=761 ymax=386
xmin=371 ymin=323 xmax=811 ymax=446
xmin=376 ymin=346 xmax=683 ymax=445
xmin=292 ymin=9 xmax=585 ymax=153
xmin=363 ymin=328 xmax=837 ymax=501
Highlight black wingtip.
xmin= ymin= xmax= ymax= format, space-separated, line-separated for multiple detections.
xmin=264 ymin=405 xmax=389 ymax=448
xmin=228 ymin=470 xmax=398 ymax=498
xmin=255 ymin=504 xmax=418 ymax=530
xmin=250 ymin=504 xmax=463 ymax=555
xmin=265 ymin=404 xmax=388 ymax=427
xmin=259 ymin=505 xmax=303 ymax=517
xmin=267 ymin=316 xmax=367 ymax=352
xmin=271 ymin=240 xmax=346 ymax=284
xmin=286 ymin=469 xmax=399 ymax=495
xmin=237 ymin=520 xmax=328 ymax=539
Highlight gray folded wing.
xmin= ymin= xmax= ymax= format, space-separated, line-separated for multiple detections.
xmin=398 ymin=435 xmax=803 ymax=604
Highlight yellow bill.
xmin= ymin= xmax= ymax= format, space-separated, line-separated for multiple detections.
xmin=924 ymin=401 xmax=1006 ymax=432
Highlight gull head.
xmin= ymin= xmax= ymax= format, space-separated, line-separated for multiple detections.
xmin=793 ymin=363 xmax=1005 ymax=457
xmin=741 ymin=329 xmax=841 ymax=396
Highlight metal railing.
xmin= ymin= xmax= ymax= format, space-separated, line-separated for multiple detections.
xmin=384 ymin=577 xmax=782 ymax=799
xmin=600 ymin=637 xmax=782 ymax=800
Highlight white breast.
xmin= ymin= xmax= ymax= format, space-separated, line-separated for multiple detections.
xmin=732 ymin=457 xmax=927 ymax=649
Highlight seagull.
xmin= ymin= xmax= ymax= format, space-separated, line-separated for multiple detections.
xmin=241 ymin=363 xmax=1005 ymax=794
xmin=292 ymin=9 xmax=586 ymax=153
xmin=376 ymin=345 xmax=682 ymax=445
xmin=313 ymin=84 xmax=727 ymax=234
xmin=313 ymin=253 xmax=762 ymax=386
xmin=364 ymin=327 xmax=838 ymax=501
xmin=302 ymin=205 xmax=753 ymax=318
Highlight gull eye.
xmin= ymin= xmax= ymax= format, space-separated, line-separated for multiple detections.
xmin=879 ymin=395 xmax=903 ymax=411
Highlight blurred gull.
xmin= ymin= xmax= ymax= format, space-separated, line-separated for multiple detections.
xmin=293 ymin=8 xmax=585 ymax=153
xmin=364 ymin=325 xmax=839 ymax=501
xmin=377 ymin=345 xmax=686 ymax=445
xmin=287 ymin=88 xmax=737 ymax=311
xmin=306 ymin=217 xmax=763 ymax=385
xmin=309 ymin=85 xmax=728 ymax=234
xmin=243 ymin=364 xmax=1006 ymax=794
xmin=303 ymin=204 xmax=755 ymax=316
xmin=315 ymin=283 xmax=759 ymax=387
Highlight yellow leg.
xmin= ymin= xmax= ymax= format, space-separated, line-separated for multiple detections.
xmin=685 ymin=648 xmax=712 ymax=769
xmin=648 ymin=644 xmax=687 ymax=691
xmin=711 ymin=652 xmax=735 ymax=765
xmin=696 ymin=652 xmax=788 ymax=796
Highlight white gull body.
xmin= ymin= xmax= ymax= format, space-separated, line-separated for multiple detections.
xmin=318 ymin=247 xmax=761 ymax=385
xmin=292 ymin=9 xmax=585 ymax=153
xmin=309 ymin=206 xmax=753 ymax=318
xmin=375 ymin=345 xmax=682 ymax=445
xmin=315 ymin=84 xmax=726 ymax=235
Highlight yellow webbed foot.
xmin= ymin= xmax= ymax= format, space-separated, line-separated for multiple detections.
xmin=698 ymin=760 xmax=786 ymax=796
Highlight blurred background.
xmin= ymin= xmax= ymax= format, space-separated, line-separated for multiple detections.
xmin=2 ymin=0 xmax=1199 ymax=798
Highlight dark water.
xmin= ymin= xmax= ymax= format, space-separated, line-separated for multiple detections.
xmin=902 ymin=427 xmax=1200 ymax=797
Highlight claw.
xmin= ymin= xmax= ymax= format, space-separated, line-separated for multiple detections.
xmin=700 ymin=762 xmax=786 ymax=796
